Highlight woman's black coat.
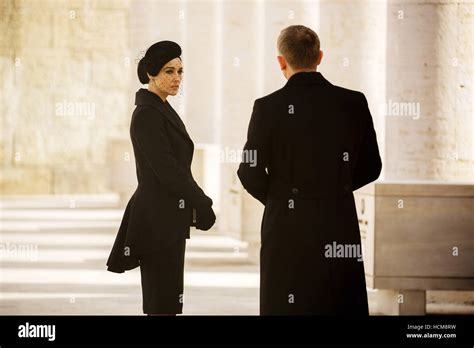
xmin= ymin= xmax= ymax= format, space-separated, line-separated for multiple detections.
xmin=106 ymin=89 xmax=211 ymax=273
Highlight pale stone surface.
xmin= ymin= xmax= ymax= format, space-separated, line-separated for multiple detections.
xmin=1 ymin=0 xmax=131 ymax=194
xmin=372 ymin=290 xmax=427 ymax=315
xmin=1 ymin=195 xmax=472 ymax=316
xmin=1 ymin=0 xmax=472 ymax=190
xmin=52 ymin=164 xmax=110 ymax=194
xmin=216 ymin=1 xmax=263 ymax=241
xmin=181 ymin=1 xmax=221 ymax=145
xmin=385 ymin=0 xmax=473 ymax=181
xmin=355 ymin=181 xmax=474 ymax=314
xmin=0 ymin=168 xmax=53 ymax=194
xmin=106 ymin=137 xmax=136 ymax=202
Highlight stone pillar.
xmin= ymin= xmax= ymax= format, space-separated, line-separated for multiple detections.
xmin=360 ymin=0 xmax=473 ymax=315
xmin=182 ymin=1 xmax=222 ymax=214
xmin=385 ymin=0 xmax=474 ymax=181
xmin=217 ymin=1 xmax=263 ymax=241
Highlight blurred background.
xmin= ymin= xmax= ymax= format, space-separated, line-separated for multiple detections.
xmin=0 ymin=0 xmax=473 ymax=315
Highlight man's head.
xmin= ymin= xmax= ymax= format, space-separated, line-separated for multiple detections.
xmin=277 ymin=25 xmax=323 ymax=79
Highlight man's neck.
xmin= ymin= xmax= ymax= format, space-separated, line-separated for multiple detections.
xmin=287 ymin=69 xmax=317 ymax=80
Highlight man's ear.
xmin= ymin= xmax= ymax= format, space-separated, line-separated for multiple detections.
xmin=277 ymin=55 xmax=287 ymax=70
xmin=316 ymin=50 xmax=324 ymax=66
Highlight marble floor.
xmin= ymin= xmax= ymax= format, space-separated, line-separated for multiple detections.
xmin=0 ymin=200 xmax=472 ymax=316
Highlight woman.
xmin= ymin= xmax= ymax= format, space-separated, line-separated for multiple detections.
xmin=106 ymin=41 xmax=216 ymax=315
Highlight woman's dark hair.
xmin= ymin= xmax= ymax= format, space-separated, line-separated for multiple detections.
xmin=137 ymin=41 xmax=182 ymax=84
xmin=137 ymin=56 xmax=153 ymax=84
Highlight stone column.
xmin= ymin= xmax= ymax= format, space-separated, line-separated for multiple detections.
xmin=217 ymin=1 xmax=263 ymax=242
xmin=181 ymin=1 xmax=222 ymax=214
xmin=385 ymin=0 xmax=473 ymax=181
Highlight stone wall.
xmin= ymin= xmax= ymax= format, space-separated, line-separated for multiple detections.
xmin=1 ymin=0 xmax=133 ymax=194
xmin=1 ymin=0 xmax=473 ymax=198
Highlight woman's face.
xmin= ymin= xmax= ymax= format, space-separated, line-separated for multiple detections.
xmin=152 ymin=58 xmax=183 ymax=97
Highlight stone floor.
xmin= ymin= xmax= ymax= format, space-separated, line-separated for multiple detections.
xmin=0 ymin=227 xmax=260 ymax=315
xmin=0 ymin=196 xmax=473 ymax=316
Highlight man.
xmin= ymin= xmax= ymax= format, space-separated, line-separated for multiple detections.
xmin=237 ymin=25 xmax=382 ymax=315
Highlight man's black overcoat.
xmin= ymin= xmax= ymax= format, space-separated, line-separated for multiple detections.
xmin=237 ymin=72 xmax=382 ymax=315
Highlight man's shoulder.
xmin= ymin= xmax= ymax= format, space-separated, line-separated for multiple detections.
xmin=327 ymin=83 xmax=365 ymax=101
xmin=254 ymin=87 xmax=286 ymax=105
xmin=256 ymin=83 xmax=365 ymax=104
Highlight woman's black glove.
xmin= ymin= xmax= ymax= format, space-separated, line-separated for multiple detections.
xmin=195 ymin=203 xmax=216 ymax=231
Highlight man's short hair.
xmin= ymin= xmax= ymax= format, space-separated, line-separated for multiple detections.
xmin=277 ymin=25 xmax=320 ymax=70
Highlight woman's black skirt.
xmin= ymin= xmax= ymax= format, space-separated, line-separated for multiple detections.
xmin=139 ymin=239 xmax=186 ymax=314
